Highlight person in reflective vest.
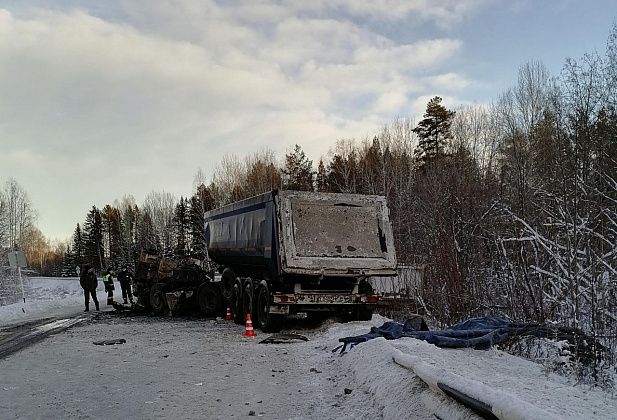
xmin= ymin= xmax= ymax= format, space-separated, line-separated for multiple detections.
xmin=103 ymin=268 xmax=115 ymax=305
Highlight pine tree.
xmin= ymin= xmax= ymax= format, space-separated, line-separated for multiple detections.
xmin=316 ymin=159 xmax=328 ymax=192
xmin=71 ymin=223 xmax=84 ymax=268
xmin=282 ymin=144 xmax=314 ymax=191
xmin=83 ymin=206 xmax=104 ymax=271
xmin=413 ymin=96 xmax=455 ymax=166
xmin=173 ymin=197 xmax=189 ymax=258
xmin=61 ymin=243 xmax=75 ymax=276
xmin=189 ymin=195 xmax=205 ymax=260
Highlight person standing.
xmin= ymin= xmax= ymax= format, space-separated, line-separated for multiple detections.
xmin=103 ymin=268 xmax=115 ymax=305
xmin=117 ymin=266 xmax=134 ymax=305
xmin=79 ymin=265 xmax=99 ymax=312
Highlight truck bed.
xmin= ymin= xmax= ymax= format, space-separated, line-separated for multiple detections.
xmin=204 ymin=190 xmax=397 ymax=278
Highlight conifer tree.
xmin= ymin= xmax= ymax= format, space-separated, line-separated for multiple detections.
xmin=83 ymin=206 xmax=104 ymax=271
xmin=71 ymin=223 xmax=84 ymax=268
xmin=316 ymin=159 xmax=328 ymax=192
xmin=282 ymin=144 xmax=314 ymax=191
xmin=413 ymin=96 xmax=455 ymax=166
xmin=326 ymin=153 xmax=358 ymax=193
xmin=173 ymin=197 xmax=189 ymax=258
xmin=189 ymin=195 xmax=205 ymax=260
xmin=61 ymin=243 xmax=75 ymax=276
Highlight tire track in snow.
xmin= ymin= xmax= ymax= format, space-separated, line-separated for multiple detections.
xmin=0 ymin=315 xmax=89 ymax=359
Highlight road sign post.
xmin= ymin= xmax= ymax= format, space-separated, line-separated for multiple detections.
xmin=8 ymin=251 xmax=28 ymax=304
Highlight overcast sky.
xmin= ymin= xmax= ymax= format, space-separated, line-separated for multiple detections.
xmin=0 ymin=0 xmax=615 ymax=242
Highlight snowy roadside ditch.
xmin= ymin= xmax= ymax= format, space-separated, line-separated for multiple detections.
xmin=315 ymin=317 xmax=617 ymax=420
xmin=0 ymin=276 xmax=100 ymax=326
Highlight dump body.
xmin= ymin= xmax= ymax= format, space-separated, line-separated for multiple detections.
xmin=204 ymin=190 xmax=397 ymax=278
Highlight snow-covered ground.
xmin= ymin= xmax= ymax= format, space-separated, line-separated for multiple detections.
xmin=1 ymin=278 xmax=616 ymax=419
xmin=0 ymin=276 xmax=105 ymax=326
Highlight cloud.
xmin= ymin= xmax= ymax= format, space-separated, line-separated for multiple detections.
xmin=284 ymin=0 xmax=491 ymax=26
xmin=0 ymin=2 xmax=480 ymax=238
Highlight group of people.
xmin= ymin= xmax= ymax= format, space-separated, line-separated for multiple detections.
xmin=78 ymin=265 xmax=135 ymax=312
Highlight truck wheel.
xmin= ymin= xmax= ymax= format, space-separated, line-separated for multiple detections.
xmin=242 ymin=281 xmax=254 ymax=319
xmin=149 ymin=283 xmax=167 ymax=314
xmin=256 ymin=285 xmax=283 ymax=333
xmin=220 ymin=268 xmax=235 ymax=301
xmin=197 ymin=283 xmax=221 ymax=317
xmin=133 ymin=284 xmax=150 ymax=308
xmin=232 ymin=280 xmax=244 ymax=325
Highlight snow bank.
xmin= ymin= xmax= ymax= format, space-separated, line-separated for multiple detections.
xmin=310 ymin=317 xmax=480 ymax=419
xmin=321 ymin=317 xmax=617 ymax=420
xmin=393 ymin=349 xmax=561 ymax=420
xmin=0 ymin=277 xmax=102 ymax=326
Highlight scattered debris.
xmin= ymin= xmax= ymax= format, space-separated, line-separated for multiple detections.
xmin=92 ymin=338 xmax=126 ymax=346
xmin=259 ymin=333 xmax=309 ymax=344
xmin=344 ymin=388 xmax=352 ymax=395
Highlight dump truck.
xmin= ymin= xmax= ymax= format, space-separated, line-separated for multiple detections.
xmin=204 ymin=190 xmax=397 ymax=332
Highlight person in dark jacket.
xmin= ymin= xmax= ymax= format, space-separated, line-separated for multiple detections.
xmin=103 ymin=268 xmax=115 ymax=305
xmin=79 ymin=265 xmax=99 ymax=312
xmin=117 ymin=266 xmax=134 ymax=305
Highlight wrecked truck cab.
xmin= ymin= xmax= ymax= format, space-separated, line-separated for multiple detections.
xmin=204 ymin=190 xmax=397 ymax=332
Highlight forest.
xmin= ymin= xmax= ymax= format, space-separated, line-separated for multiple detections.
xmin=2 ymin=24 xmax=616 ymax=386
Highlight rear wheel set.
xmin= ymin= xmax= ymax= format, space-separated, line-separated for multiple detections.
xmin=232 ymin=278 xmax=284 ymax=333
xmin=255 ymin=283 xmax=283 ymax=333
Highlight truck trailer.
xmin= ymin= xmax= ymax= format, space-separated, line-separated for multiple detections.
xmin=204 ymin=190 xmax=397 ymax=332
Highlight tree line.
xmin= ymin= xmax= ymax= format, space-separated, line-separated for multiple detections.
xmin=0 ymin=178 xmax=66 ymax=276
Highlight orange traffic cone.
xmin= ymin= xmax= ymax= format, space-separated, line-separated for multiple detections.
xmin=225 ymin=307 xmax=232 ymax=321
xmin=244 ymin=313 xmax=256 ymax=337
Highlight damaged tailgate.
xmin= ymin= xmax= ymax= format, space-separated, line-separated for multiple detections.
xmin=276 ymin=191 xmax=397 ymax=276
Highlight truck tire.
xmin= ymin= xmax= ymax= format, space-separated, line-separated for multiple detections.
xmin=256 ymin=285 xmax=284 ymax=333
xmin=232 ymin=280 xmax=244 ymax=325
xmin=197 ymin=283 xmax=221 ymax=317
xmin=220 ymin=268 xmax=236 ymax=301
xmin=133 ymin=283 xmax=150 ymax=308
xmin=149 ymin=283 xmax=167 ymax=314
